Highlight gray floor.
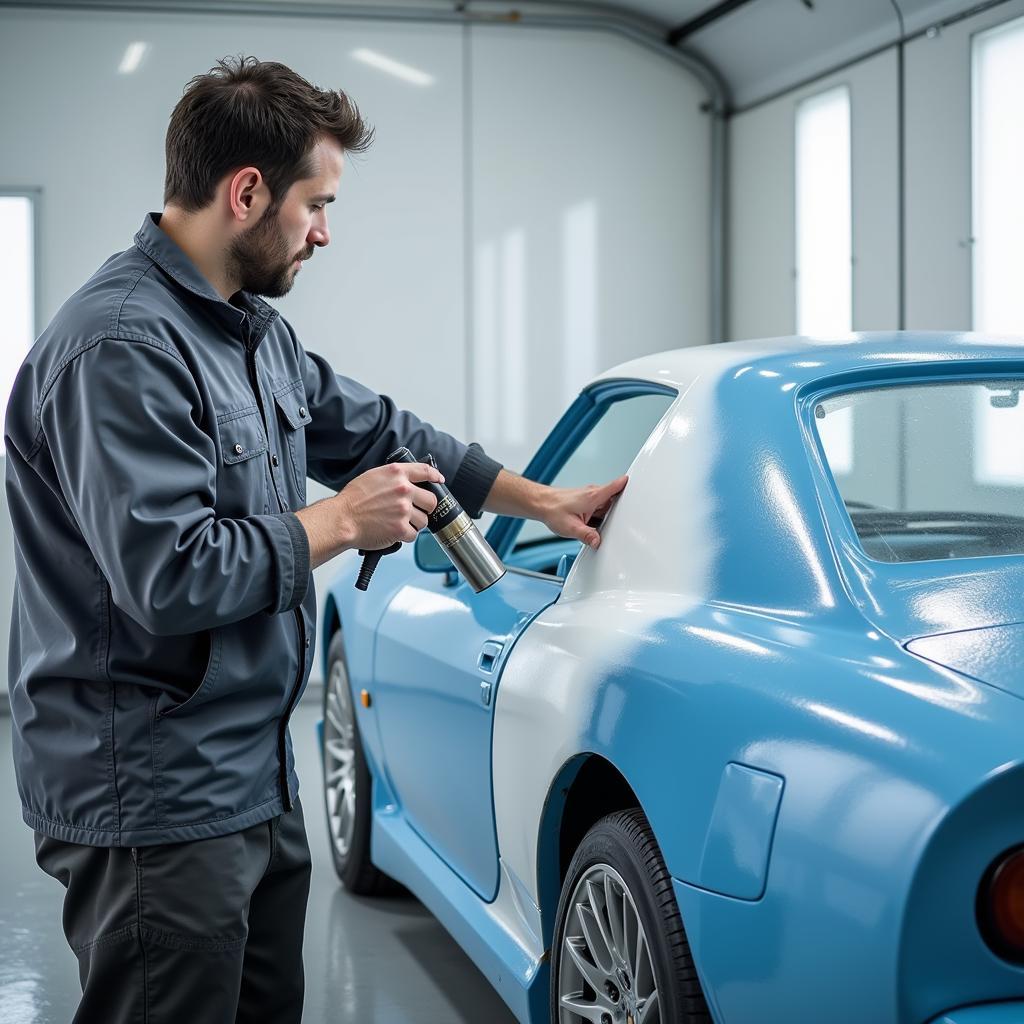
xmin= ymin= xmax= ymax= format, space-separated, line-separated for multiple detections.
xmin=0 ymin=693 xmax=517 ymax=1024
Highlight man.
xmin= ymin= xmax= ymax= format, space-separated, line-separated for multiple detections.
xmin=4 ymin=55 xmax=626 ymax=1023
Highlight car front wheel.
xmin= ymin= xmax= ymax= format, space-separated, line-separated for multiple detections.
xmin=321 ymin=629 xmax=393 ymax=895
xmin=551 ymin=808 xmax=711 ymax=1024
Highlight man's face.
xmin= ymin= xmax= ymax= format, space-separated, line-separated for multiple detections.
xmin=228 ymin=136 xmax=343 ymax=298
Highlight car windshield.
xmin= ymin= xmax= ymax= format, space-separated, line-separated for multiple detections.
xmin=814 ymin=378 xmax=1024 ymax=563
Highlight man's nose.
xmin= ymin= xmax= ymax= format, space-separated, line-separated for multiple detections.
xmin=308 ymin=221 xmax=330 ymax=247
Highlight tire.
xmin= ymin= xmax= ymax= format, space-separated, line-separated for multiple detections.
xmin=550 ymin=808 xmax=712 ymax=1024
xmin=321 ymin=629 xmax=394 ymax=895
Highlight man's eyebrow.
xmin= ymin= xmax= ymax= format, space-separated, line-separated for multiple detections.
xmin=310 ymin=193 xmax=336 ymax=204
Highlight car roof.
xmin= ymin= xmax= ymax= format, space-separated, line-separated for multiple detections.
xmin=592 ymin=331 xmax=1024 ymax=393
xmin=562 ymin=330 xmax=1024 ymax=628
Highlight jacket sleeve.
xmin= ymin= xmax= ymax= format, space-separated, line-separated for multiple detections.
xmin=295 ymin=336 xmax=503 ymax=519
xmin=41 ymin=337 xmax=310 ymax=637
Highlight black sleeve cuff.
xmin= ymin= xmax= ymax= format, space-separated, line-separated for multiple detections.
xmin=278 ymin=511 xmax=311 ymax=612
xmin=451 ymin=442 xmax=503 ymax=519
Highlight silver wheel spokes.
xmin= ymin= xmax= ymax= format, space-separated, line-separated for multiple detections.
xmin=558 ymin=864 xmax=659 ymax=1024
xmin=324 ymin=657 xmax=357 ymax=860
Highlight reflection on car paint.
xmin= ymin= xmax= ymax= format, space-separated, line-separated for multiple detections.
xmin=322 ymin=333 xmax=1024 ymax=1024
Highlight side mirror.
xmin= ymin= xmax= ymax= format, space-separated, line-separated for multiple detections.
xmin=414 ymin=530 xmax=453 ymax=574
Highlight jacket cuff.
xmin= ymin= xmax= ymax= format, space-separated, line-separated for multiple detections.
xmin=451 ymin=442 xmax=502 ymax=519
xmin=258 ymin=511 xmax=311 ymax=613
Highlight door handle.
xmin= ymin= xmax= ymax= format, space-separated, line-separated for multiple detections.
xmin=478 ymin=640 xmax=504 ymax=674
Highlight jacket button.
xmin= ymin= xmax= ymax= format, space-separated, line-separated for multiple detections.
xmin=272 ymin=454 xmax=280 ymax=467
xmin=299 ymin=407 xmax=307 ymax=418
xmin=305 ymin=637 xmax=310 ymax=648
xmin=234 ymin=443 xmax=243 ymax=455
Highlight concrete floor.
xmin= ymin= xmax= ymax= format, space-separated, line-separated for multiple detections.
xmin=0 ymin=693 xmax=518 ymax=1024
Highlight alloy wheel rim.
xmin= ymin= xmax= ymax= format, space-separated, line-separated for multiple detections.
xmin=324 ymin=656 xmax=357 ymax=861
xmin=558 ymin=862 xmax=660 ymax=1024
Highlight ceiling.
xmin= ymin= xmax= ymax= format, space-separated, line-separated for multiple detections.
xmin=518 ymin=0 xmax=999 ymax=108
xmin=268 ymin=0 xmax=1004 ymax=108
xmin=8 ymin=0 xmax=1007 ymax=108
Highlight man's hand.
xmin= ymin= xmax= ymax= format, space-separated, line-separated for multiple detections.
xmin=295 ymin=461 xmax=446 ymax=571
xmin=334 ymin=462 xmax=446 ymax=550
xmin=539 ymin=475 xmax=629 ymax=550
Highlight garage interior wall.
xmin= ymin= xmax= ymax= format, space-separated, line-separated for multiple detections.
xmin=728 ymin=48 xmax=901 ymax=341
xmin=902 ymin=0 xmax=1024 ymax=330
xmin=0 ymin=5 xmax=712 ymax=696
xmin=728 ymin=0 xmax=1024 ymax=539
xmin=728 ymin=0 xmax=1024 ymax=340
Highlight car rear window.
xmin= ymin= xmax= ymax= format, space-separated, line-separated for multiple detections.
xmin=814 ymin=379 xmax=1024 ymax=563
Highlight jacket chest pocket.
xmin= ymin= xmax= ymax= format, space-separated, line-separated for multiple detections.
xmin=216 ymin=407 xmax=269 ymax=515
xmin=272 ymin=382 xmax=309 ymax=504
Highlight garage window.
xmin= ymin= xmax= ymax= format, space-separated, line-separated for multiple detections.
xmin=0 ymin=192 xmax=36 ymax=455
xmin=973 ymin=14 xmax=1024 ymax=336
xmin=796 ymin=86 xmax=852 ymax=474
xmin=972 ymin=15 xmax=1024 ymax=484
xmin=795 ymin=85 xmax=851 ymax=338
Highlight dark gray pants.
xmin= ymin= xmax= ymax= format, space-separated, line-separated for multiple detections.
xmin=34 ymin=796 xmax=312 ymax=1024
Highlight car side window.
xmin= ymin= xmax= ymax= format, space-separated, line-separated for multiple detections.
xmin=512 ymin=392 xmax=676 ymax=567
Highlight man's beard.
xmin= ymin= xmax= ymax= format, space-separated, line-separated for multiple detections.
xmin=227 ymin=205 xmax=311 ymax=299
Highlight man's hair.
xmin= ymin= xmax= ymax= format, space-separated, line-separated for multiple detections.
xmin=164 ymin=55 xmax=374 ymax=212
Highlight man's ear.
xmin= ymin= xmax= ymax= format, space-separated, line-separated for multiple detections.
xmin=228 ymin=167 xmax=269 ymax=223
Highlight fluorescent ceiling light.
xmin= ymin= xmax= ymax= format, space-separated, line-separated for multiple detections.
xmin=118 ymin=41 xmax=149 ymax=75
xmin=351 ymin=48 xmax=434 ymax=86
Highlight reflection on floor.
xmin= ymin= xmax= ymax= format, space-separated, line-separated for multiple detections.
xmin=0 ymin=695 xmax=518 ymax=1024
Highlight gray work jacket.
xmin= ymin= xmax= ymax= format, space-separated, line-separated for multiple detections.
xmin=4 ymin=212 xmax=502 ymax=847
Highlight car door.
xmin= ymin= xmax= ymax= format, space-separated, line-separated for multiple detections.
xmin=371 ymin=381 xmax=678 ymax=901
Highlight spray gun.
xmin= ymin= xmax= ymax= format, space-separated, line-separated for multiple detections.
xmin=355 ymin=446 xmax=506 ymax=593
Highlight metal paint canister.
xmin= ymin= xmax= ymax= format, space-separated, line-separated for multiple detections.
xmin=389 ymin=447 xmax=506 ymax=593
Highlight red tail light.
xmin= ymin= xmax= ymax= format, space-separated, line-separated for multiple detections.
xmin=978 ymin=845 xmax=1024 ymax=962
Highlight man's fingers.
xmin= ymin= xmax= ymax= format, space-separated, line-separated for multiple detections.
xmin=601 ymin=474 xmax=628 ymax=498
xmin=404 ymin=462 xmax=446 ymax=485
xmin=411 ymin=487 xmax=439 ymax=515
xmin=402 ymin=462 xmax=445 ymax=515
xmin=586 ymin=475 xmax=628 ymax=526
xmin=563 ymin=524 xmax=599 ymax=548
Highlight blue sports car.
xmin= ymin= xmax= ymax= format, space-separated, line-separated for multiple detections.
xmin=317 ymin=333 xmax=1024 ymax=1024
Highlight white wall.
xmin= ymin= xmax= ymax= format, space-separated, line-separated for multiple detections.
xmin=0 ymin=7 xmax=712 ymax=692
xmin=904 ymin=0 xmax=1024 ymax=330
xmin=728 ymin=0 xmax=1024 ymax=340
xmin=729 ymin=0 xmax=1024 ymax=536
xmin=470 ymin=24 xmax=712 ymax=471
xmin=728 ymin=49 xmax=900 ymax=341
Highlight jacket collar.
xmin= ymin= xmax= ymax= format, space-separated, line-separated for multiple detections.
xmin=133 ymin=212 xmax=279 ymax=344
